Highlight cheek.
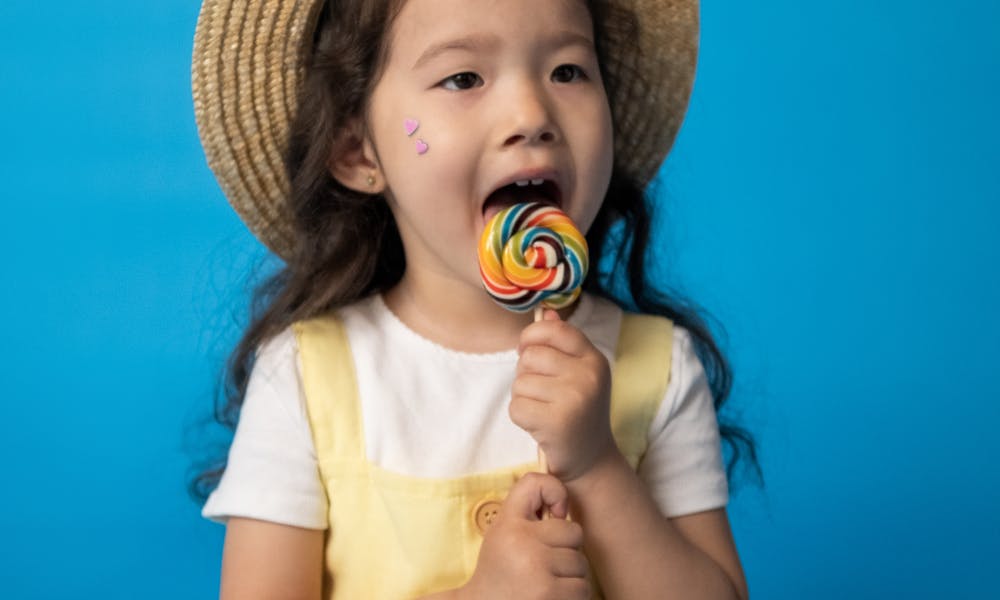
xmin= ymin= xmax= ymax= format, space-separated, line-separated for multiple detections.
xmin=568 ymin=109 xmax=614 ymax=235
xmin=371 ymin=115 xmax=429 ymax=194
xmin=587 ymin=108 xmax=615 ymax=201
xmin=372 ymin=99 xmax=468 ymax=185
xmin=574 ymin=96 xmax=614 ymax=170
xmin=596 ymin=102 xmax=615 ymax=171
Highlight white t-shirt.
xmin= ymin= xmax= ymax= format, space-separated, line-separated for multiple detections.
xmin=203 ymin=293 xmax=728 ymax=529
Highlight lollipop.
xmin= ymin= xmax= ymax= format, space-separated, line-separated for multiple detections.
xmin=478 ymin=202 xmax=589 ymax=313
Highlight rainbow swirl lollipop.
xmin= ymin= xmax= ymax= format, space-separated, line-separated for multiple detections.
xmin=478 ymin=202 xmax=589 ymax=312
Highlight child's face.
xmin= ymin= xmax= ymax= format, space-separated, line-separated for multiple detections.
xmin=365 ymin=0 xmax=613 ymax=294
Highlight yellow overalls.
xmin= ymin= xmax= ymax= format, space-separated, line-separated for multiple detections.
xmin=292 ymin=312 xmax=673 ymax=599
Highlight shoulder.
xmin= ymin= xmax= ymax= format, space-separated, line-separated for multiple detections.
xmin=574 ymin=294 xmax=689 ymax=370
xmin=670 ymin=324 xmax=698 ymax=373
xmin=637 ymin=323 xmax=729 ymax=517
xmin=289 ymin=294 xmax=390 ymax=348
xmin=251 ymin=326 xmax=299 ymax=394
xmin=259 ymin=292 xmax=394 ymax=376
xmin=616 ymin=314 xmax=703 ymax=425
xmin=201 ymin=325 xmax=328 ymax=529
xmin=661 ymin=324 xmax=710 ymax=422
xmin=289 ymin=296 xmax=374 ymax=334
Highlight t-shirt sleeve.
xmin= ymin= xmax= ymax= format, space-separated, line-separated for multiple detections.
xmin=638 ymin=325 xmax=729 ymax=518
xmin=201 ymin=327 xmax=329 ymax=529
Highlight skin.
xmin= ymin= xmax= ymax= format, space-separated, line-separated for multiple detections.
xmin=220 ymin=1 xmax=749 ymax=599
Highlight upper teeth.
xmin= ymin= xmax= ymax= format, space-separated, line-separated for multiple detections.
xmin=515 ymin=179 xmax=545 ymax=187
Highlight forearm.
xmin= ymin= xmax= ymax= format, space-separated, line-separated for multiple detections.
xmin=564 ymin=451 xmax=743 ymax=600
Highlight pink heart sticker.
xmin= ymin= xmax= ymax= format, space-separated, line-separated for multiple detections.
xmin=404 ymin=118 xmax=419 ymax=136
xmin=415 ymin=139 xmax=429 ymax=155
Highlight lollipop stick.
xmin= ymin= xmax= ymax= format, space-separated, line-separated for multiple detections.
xmin=533 ymin=305 xmax=549 ymax=474
xmin=533 ymin=305 xmax=553 ymax=520
xmin=537 ymin=447 xmax=549 ymax=474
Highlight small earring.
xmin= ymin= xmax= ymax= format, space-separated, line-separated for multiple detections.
xmin=366 ymin=171 xmax=376 ymax=187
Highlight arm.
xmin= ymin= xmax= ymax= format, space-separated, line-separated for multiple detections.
xmin=208 ymin=331 xmax=331 ymax=599
xmin=219 ymin=518 xmax=325 ymax=600
xmin=564 ymin=452 xmax=748 ymax=600
xmin=513 ymin=311 xmax=748 ymax=599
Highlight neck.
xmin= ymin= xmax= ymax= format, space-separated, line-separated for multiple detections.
xmin=383 ymin=269 xmax=574 ymax=353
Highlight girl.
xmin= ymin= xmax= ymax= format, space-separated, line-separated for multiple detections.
xmin=192 ymin=0 xmax=759 ymax=598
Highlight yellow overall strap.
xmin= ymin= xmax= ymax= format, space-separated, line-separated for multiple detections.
xmin=292 ymin=314 xmax=366 ymax=476
xmin=609 ymin=313 xmax=674 ymax=469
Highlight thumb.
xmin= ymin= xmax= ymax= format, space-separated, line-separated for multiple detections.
xmin=543 ymin=308 xmax=561 ymax=321
xmin=503 ymin=473 xmax=570 ymax=521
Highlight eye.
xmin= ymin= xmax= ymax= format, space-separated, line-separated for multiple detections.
xmin=440 ymin=72 xmax=484 ymax=91
xmin=551 ymin=64 xmax=586 ymax=83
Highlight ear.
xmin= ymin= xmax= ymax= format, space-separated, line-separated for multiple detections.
xmin=327 ymin=119 xmax=386 ymax=194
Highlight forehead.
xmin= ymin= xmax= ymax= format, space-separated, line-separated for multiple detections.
xmin=386 ymin=0 xmax=594 ymax=64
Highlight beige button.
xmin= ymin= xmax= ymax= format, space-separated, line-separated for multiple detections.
xmin=474 ymin=499 xmax=502 ymax=534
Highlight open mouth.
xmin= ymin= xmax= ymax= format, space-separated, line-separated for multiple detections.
xmin=482 ymin=179 xmax=563 ymax=223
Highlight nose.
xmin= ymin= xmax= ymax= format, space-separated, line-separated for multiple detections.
xmin=500 ymin=79 xmax=559 ymax=147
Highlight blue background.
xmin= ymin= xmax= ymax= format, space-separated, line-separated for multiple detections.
xmin=2 ymin=1 xmax=997 ymax=598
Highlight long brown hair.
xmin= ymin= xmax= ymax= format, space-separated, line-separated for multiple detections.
xmin=190 ymin=0 xmax=761 ymax=502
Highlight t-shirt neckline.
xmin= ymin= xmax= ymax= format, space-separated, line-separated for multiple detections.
xmin=372 ymin=292 xmax=594 ymax=364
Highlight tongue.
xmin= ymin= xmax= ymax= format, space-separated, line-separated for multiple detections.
xmin=483 ymin=187 xmax=552 ymax=223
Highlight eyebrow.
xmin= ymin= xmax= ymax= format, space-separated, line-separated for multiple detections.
xmin=412 ymin=30 xmax=595 ymax=70
xmin=413 ymin=33 xmax=500 ymax=70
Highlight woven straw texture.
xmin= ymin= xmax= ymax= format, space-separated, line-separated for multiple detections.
xmin=192 ymin=0 xmax=699 ymax=259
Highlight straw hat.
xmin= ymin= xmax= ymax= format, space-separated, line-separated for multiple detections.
xmin=192 ymin=0 xmax=699 ymax=259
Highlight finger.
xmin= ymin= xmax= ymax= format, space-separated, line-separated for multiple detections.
xmin=508 ymin=393 xmax=549 ymax=434
xmin=551 ymin=577 xmax=591 ymax=600
xmin=536 ymin=519 xmax=584 ymax=549
xmin=518 ymin=318 xmax=593 ymax=358
xmin=510 ymin=373 xmax=556 ymax=404
xmin=503 ymin=473 xmax=569 ymax=520
xmin=548 ymin=548 xmax=589 ymax=579
xmin=516 ymin=344 xmax=568 ymax=377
